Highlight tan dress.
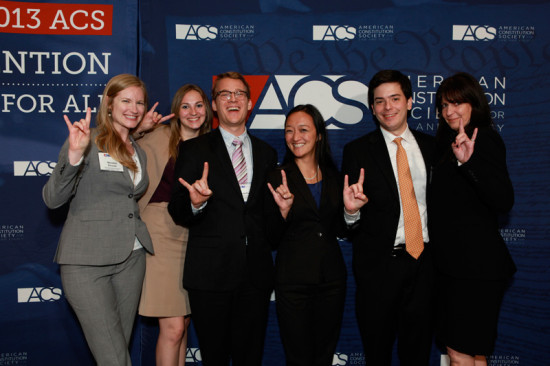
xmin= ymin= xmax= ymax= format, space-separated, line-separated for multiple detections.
xmin=137 ymin=126 xmax=191 ymax=317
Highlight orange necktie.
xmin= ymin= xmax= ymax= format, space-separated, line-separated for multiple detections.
xmin=394 ymin=137 xmax=424 ymax=259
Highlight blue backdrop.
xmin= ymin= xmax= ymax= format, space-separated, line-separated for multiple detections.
xmin=1 ymin=0 xmax=549 ymax=365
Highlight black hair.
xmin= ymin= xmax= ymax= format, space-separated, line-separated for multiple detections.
xmin=282 ymin=104 xmax=336 ymax=170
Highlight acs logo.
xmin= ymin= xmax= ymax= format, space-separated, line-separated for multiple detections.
xmin=175 ymin=24 xmax=218 ymax=40
xmin=452 ymin=25 xmax=496 ymax=41
xmin=18 ymin=287 xmax=63 ymax=303
xmin=246 ymin=75 xmax=369 ymax=130
xmin=313 ymin=25 xmax=356 ymax=41
xmin=185 ymin=348 xmax=202 ymax=363
xmin=14 ymin=161 xmax=56 ymax=176
xmin=333 ymin=352 xmax=349 ymax=365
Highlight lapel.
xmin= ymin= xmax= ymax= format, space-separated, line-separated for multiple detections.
xmin=118 ymin=137 xmax=148 ymax=193
xmin=286 ymin=161 xmax=319 ymax=214
xmin=133 ymin=139 xmax=149 ymax=193
xmin=137 ymin=126 xmax=170 ymax=209
xmin=247 ymin=133 xmax=264 ymax=206
xmin=211 ymin=129 xmax=245 ymax=200
xmin=89 ymin=131 xmax=144 ymax=192
xmin=318 ymin=165 xmax=336 ymax=217
xmin=369 ymin=129 xmax=400 ymax=202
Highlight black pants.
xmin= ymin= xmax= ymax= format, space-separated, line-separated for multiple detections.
xmin=187 ymin=280 xmax=271 ymax=366
xmin=276 ymin=279 xmax=346 ymax=366
xmin=356 ymin=249 xmax=434 ymax=366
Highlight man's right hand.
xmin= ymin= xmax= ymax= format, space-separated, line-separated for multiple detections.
xmin=178 ymin=162 xmax=213 ymax=208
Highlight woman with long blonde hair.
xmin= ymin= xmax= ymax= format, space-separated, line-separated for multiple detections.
xmin=43 ymin=74 xmax=170 ymax=365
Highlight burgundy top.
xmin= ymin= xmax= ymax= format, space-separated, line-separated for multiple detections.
xmin=149 ymin=157 xmax=175 ymax=203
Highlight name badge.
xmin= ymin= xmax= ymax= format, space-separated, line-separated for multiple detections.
xmin=98 ymin=153 xmax=124 ymax=172
xmin=240 ymin=182 xmax=251 ymax=201
xmin=240 ymin=182 xmax=251 ymax=193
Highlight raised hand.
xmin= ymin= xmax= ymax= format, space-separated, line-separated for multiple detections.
xmin=452 ymin=118 xmax=478 ymax=164
xmin=267 ymin=170 xmax=294 ymax=219
xmin=64 ymin=107 xmax=91 ymax=165
xmin=343 ymin=168 xmax=368 ymax=215
xmin=137 ymin=102 xmax=175 ymax=133
xmin=178 ymin=162 xmax=213 ymax=208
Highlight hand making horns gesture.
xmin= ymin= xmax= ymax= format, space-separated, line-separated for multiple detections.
xmin=178 ymin=162 xmax=213 ymax=208
xmin=137 ymin=102 xmax=175 ymax=134
xmin=64 ymin=107 xmax=91 ymax=165
xmin=452 ymin=118 xmax=478 ymax=164
xmin=343 ymin=168 xmax=368 ymax=215
xmin=267 ymin=169 xmax=294 ymax=220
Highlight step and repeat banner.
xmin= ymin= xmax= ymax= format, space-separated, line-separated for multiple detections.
xmin=0 ymin=1 xmax=140 ymax=365
xmin=2 ymin=0 xmax=550 ymax=365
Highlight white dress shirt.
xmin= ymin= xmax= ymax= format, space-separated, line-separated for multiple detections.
xmin=219 ymin=126 xmax=254 ymax=202
xmin=380 ymin=126 xmax=429 ymax=246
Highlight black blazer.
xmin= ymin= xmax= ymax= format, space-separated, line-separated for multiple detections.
xmin=267 ymin=161 xmax=347 ymax=286
xmin=429 ymin=125 xmax=516 ymax=280
xmin=341 ymin=128 xmax=435 ymax=285
xmin=168 ymin=128 xmax=278 ymax=291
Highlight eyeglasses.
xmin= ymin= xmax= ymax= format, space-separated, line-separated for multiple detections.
xmin=215 ymin=90 xmax=249 ymax=101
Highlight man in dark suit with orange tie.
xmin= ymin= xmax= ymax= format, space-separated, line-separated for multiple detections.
xmin=168 ymin=71 xmax=277 ymax=366
xmin=342 ymin=70 xmax=435 ymax=365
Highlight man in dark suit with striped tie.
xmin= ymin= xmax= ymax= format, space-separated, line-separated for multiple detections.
xmin=169 ymin=71 xmax=277 ymax=366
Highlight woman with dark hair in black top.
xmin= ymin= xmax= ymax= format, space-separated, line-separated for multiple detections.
xmin=431 ymin=72 xmax=516 ymax=366
xmin=266 ymin=104 xmax=366 ymax=365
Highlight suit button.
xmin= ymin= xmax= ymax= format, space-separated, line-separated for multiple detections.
xmin=128 ymin=213 xmax=134 ymax=219
xmin=128 ymin=193 xmax=134 ymax=198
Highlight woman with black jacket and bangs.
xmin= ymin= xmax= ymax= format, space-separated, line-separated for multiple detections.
xmin=430 ymin=72 xmax=516 ymax=366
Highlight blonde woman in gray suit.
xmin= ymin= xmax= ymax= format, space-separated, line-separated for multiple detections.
xmin=43 ymin=74 xmax=170 ymax=366
xmin=137 ymin=84 xmax=212 ymax=366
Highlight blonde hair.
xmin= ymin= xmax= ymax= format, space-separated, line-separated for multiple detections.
xmin=95 ymin=74 xmax=148 ymax=172
xmin=168 ymin=84 xmax=213 ymax=160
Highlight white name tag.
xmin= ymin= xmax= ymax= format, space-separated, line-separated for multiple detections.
xmin=98 ymin=153 xmax=124 ymax=172
xmin=240 ymin=182 xmax=251 ymax=202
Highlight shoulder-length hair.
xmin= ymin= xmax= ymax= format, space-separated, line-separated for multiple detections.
xmin=95 ymin=74 xmax=148 ymax=172
xmin=435 ymin=72 xmax=493 ymax=138
xmin=168 ymin=84 xmax=213 ymax=160
xmin=282 ymin=104 xmax=336 ymax=170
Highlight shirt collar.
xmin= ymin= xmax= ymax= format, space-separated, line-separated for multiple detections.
xmin=219 ymin=126 xmax=249 ymax=149
xmin=380 ymin=125 xmax=413 ymax=146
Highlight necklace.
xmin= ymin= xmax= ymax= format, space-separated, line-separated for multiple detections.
xmin=303 ymin=165 xmax=319 ymax=180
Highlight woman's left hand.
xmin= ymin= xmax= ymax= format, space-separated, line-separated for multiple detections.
xmin=452 ymin=118 xmax=478 ymax=164
xmin=267 ymin=169 xmax=294 ymax=220
xmin=137 ymin=102 xmax=175 ymax=134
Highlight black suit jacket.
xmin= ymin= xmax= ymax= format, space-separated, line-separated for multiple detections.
xmin=267 ymin=161 xmax=347 ymax=285
xmin=168 ymin=128 xmax=277 ymax=291
xmin=429 ymin=125 xmax=516 ymax=280
xmin=341 ymin=128 xmax=435 ymax=285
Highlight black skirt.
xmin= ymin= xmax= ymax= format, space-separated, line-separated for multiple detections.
xmin=435 ymin=273 xmax=509 ymax=356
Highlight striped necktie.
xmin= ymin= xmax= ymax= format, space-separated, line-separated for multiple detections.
xmin=232 ymin=138 xmax=247 ymax=185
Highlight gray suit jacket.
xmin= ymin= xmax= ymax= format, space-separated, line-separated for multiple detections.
xmin=43 ymin=131 xmax=153 ymax=265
